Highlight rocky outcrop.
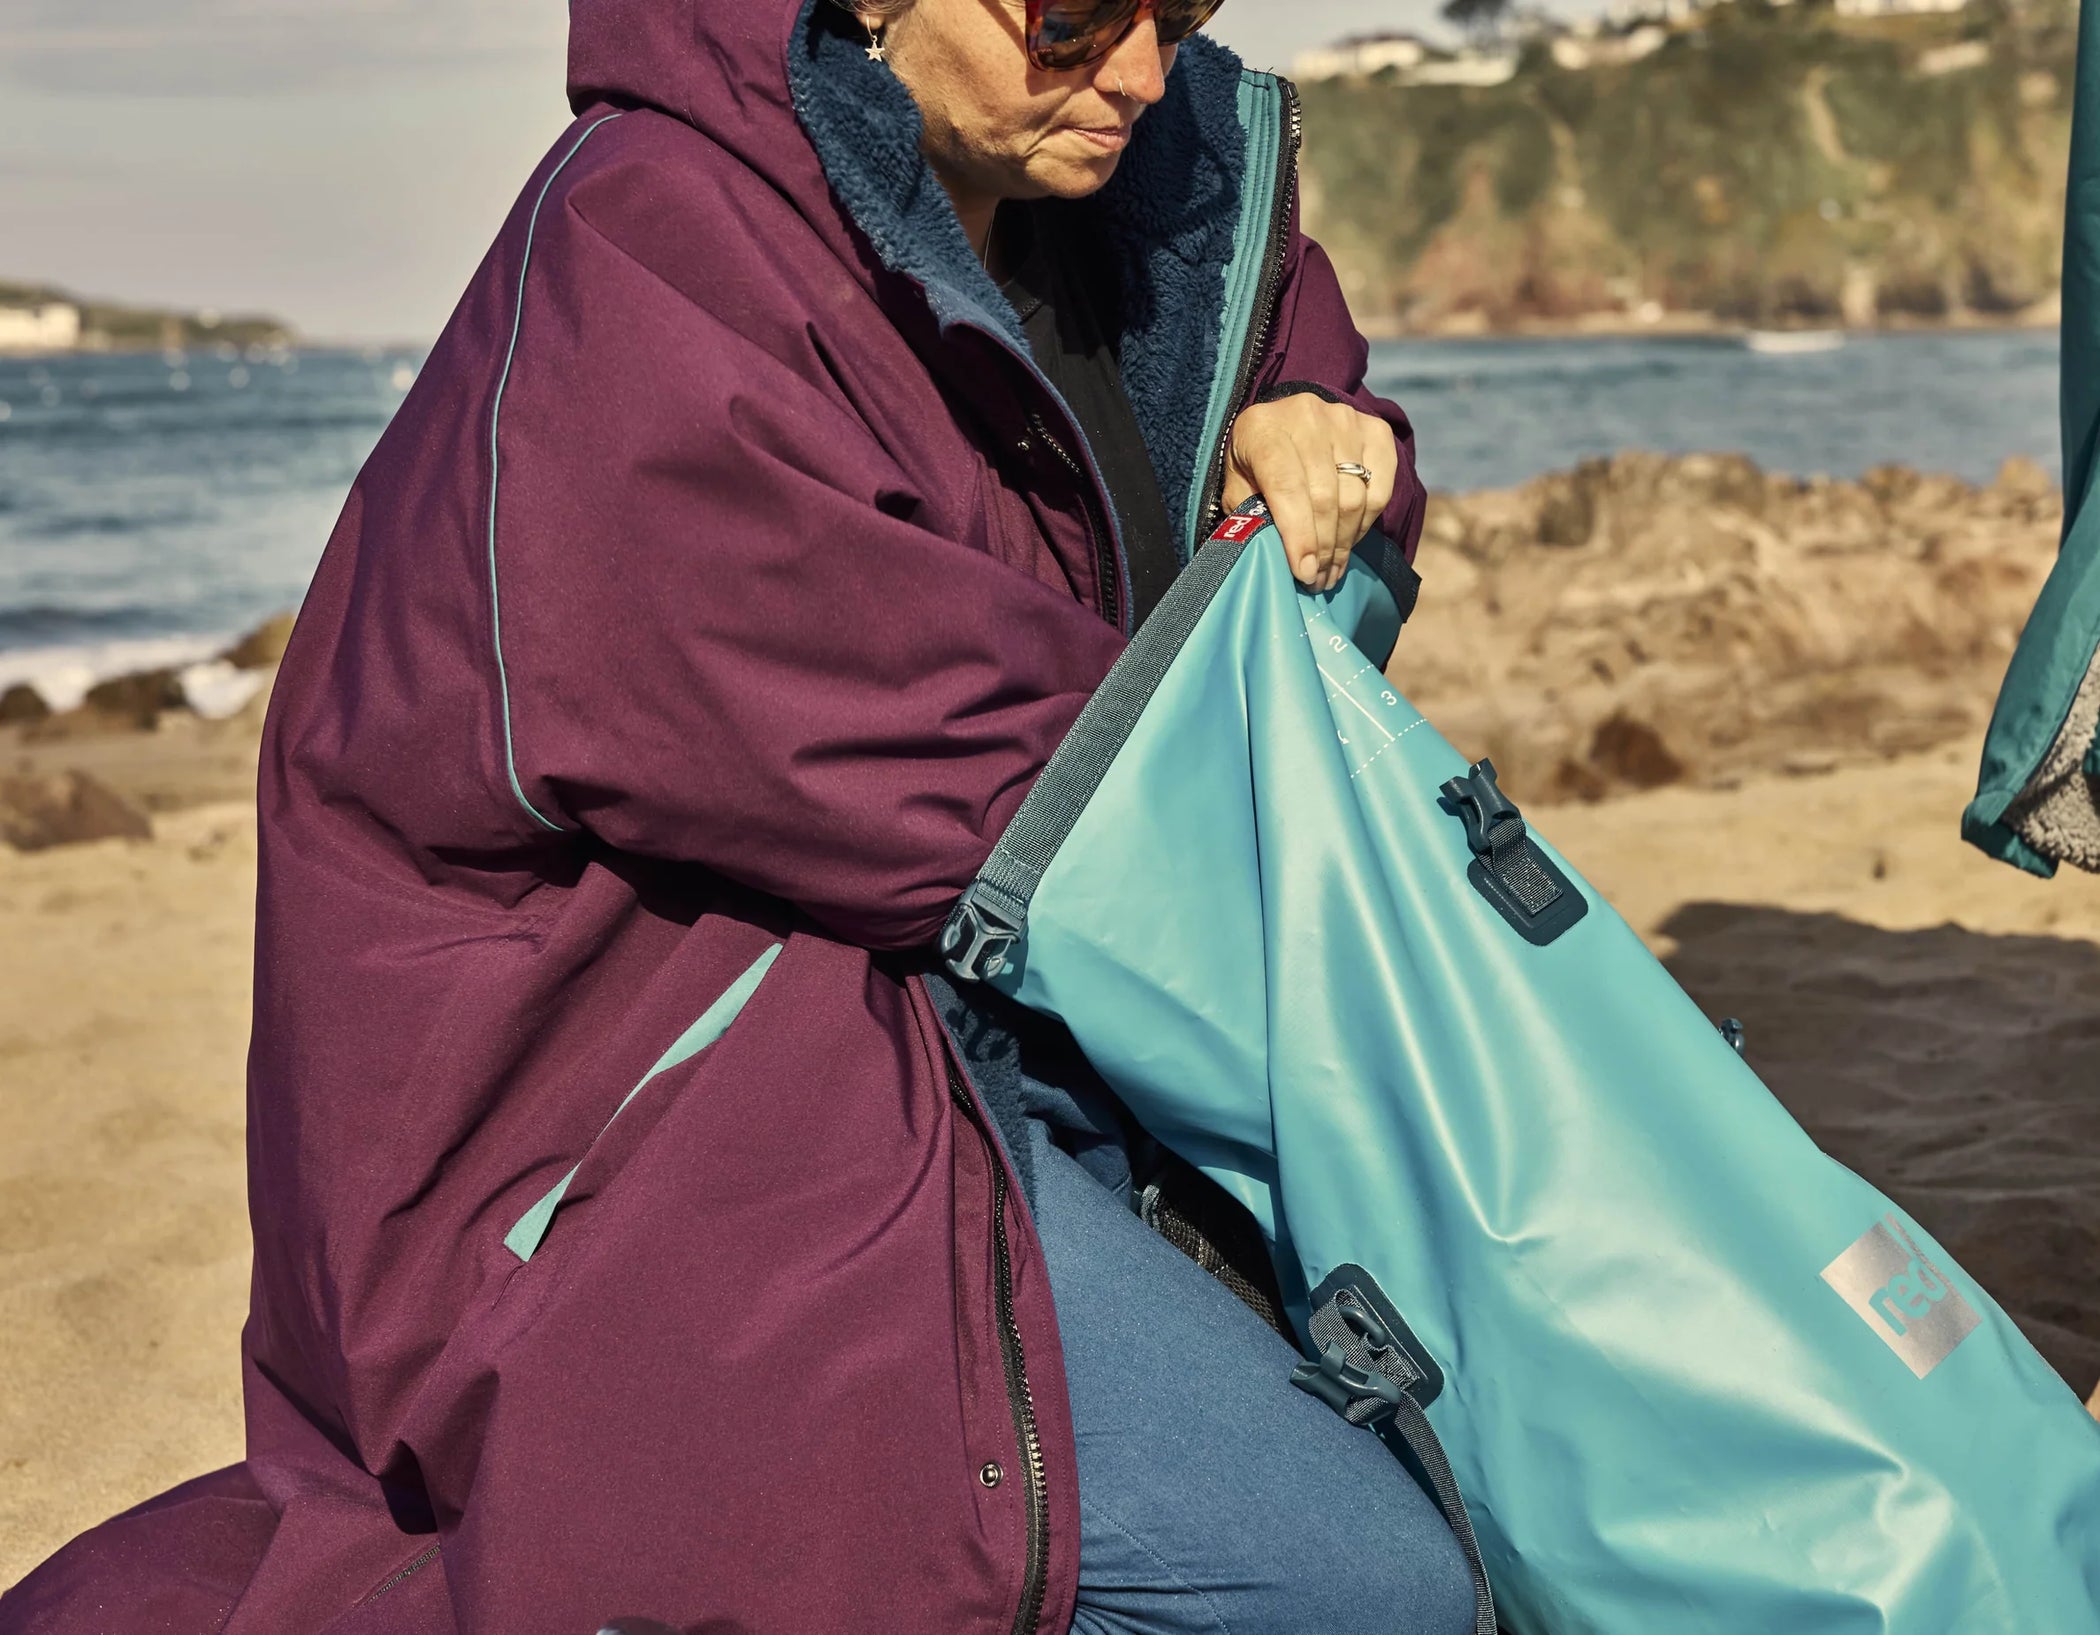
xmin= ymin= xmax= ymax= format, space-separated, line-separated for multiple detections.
xmin=0 ymin=770 xmax=154 ymax=852
xmin=1394 ymin=452 xmax=2060 ymax=802
xmin=79 ymin=669 xmax=188 ymax=731
xmin=0 ymin=684 xmax=52 ymax=726
xmin=218 ymin=613 xmax=296 ymax=671
xmin=10 ymin=614 xmax=294 ymax=741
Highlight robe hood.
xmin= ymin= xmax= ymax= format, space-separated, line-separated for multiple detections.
xmin=565 ymin=0 xmax=1261 ymax=503
xmin=568 ymin=0 xmax=816 ymax=190
xmin=566 ymin=0 xmax=1027 ymax=343
xmin=569 ymin=0 xmax=803 ymax=123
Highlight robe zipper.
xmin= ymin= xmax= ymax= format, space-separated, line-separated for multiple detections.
xmin=1031 ymin=409 xmax=1124 ymax=634
xmin=939 ymin=80 xmax=1310 ymax=985
xmin=1197 ymin=80 xmax=1304 ymax=542
xmin=947 ymin=1056 xmax=1051 ymax=1635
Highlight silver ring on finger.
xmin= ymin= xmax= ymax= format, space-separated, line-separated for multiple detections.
xmin=1336 ymin=461 xmax=1374 ymax=486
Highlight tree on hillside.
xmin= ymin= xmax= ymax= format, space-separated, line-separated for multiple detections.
xmin=1442 ymin=0 xmax=1512 ymax=44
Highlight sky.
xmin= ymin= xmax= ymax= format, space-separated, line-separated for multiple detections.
xmin=0 ymin=1 xmax=1467 ymax=342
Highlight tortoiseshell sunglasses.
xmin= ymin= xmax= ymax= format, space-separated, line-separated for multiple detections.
xmin=1025 ymin=0 xmax=1227 ymax=72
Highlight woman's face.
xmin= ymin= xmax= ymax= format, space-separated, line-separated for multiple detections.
xmin=864 ymin=0 xmax=1177 ymax=207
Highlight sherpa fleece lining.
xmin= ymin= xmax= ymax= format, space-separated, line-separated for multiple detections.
xmin=787 ymin=2 xmax=1256 ymax=551
xmin=2009 ymin=647 xmax=2100 ymax=873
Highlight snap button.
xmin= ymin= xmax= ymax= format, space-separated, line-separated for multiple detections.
xmin=978 ymin=1462 xmax=1005 ymax=1489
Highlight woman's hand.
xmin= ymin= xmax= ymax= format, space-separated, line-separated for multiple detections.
xmin=1221 ymin=393 xmax=1400 ymax=592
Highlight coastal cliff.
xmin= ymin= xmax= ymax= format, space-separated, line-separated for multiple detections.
xmin=1300 ymin=2 xmax=2076 ymax=333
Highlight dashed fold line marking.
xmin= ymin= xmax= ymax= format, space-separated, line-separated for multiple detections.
xmin=1349 ymin=714 xmax=1431 ymax=782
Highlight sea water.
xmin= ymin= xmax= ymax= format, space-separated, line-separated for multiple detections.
xmin=0 ymin=329 xmax=2062 ymax=705
xmin=0 ymin=346 xmax=419 ymax=708
xmin=1371 ymin=329 xmax=2062 ymax=494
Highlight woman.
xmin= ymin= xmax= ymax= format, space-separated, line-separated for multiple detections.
xmin=2 ymin=3 xmax=1467 ymax=1634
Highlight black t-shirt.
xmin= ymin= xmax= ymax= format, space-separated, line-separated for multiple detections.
xmin=999 ymin=206 xmax=1182 ymax=630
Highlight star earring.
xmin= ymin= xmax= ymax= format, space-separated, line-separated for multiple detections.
xmin=865 ymin=24 xmax=889 ymax=63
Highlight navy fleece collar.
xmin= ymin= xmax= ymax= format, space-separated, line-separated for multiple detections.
xmin=788 ymin=3 xmax=1260 ymax=548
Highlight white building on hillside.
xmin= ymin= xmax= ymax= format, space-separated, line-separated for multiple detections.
xmin=1296 ymin=36 xmax=1523 ymax=87
xmin=1603 ymin=0 xmax=1711 ymax=25
xmin=1407 ymin=51 xmax=1521 ymax=85
xmin=1834 ymin=0 xmax=1967 ymax=15
xmin=1553 ymin=23 xmax=1669 ymax=67
xmin=0 ymin=302 xmax=81 ymax=354
xmin=1295 ymin=33 xmax=1434 ymax=80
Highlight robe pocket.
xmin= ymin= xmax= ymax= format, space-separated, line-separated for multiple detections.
xmin=502 ymin=943 xmax=784 ymax=1263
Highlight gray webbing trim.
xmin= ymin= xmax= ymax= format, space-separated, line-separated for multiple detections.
xmin=952 ymin=513 xmax=1418 ymax=972
xmin=968 ymin=522 xmax=1258 ymax=911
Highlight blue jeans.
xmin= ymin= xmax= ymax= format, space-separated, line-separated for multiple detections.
xmin=1022 ymin=1123 xmax=1478 ymax=1635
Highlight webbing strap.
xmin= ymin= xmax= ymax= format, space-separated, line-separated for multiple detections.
xmin=1389 ymin=1395 xmax=1501 ymax=1635
xmin=942 ymin=507 xmax=1420 ymax=982
xmin=1294 ymin=1273 xmax=1498 ymax=1635
xmin=943 ymin=511 xmax=1255 ymax=981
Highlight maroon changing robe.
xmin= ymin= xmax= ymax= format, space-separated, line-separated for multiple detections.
xmin=1 ymin=4 xmax=1422 ymax=1631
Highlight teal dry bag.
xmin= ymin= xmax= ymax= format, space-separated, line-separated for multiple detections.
xmin=941 ymin=504 xmax=2100 ymax=1634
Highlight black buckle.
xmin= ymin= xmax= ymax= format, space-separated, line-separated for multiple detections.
xmin=1442 ymin=759 xmax=1524 ymax=861
xmin=939 ymin=884 xmax=1025 ymax=983
xmin=1439 ymin=758 xmax=1590 ymax=948
xmin=1291 ymin=1337 xmax=1408 ymax=1423
xmin=1292 ymin=1265 xmax=1447 ymax=1426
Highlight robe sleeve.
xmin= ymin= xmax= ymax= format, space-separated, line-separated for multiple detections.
xmin=489 ymin=211 xmax=1127 ymax=952
xmin=1253 ymin=193 xmax=1428 ymax=561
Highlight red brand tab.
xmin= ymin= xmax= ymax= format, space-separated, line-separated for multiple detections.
xmin=1210 ymin=513 xmax=1264 ymax=544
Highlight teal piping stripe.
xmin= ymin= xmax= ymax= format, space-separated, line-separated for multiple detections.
xmin=487 ymin=112 xmax=625 ymax=834
xmin=503 ymin=942 xmax=785 ymax=1262
xmin=1183 ymin=73 xmax=1283 ymax=555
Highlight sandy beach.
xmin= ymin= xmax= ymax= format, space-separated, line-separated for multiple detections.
xmin=4 ymin=459 xmax=2100 ymax=1588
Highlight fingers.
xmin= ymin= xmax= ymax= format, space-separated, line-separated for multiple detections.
xmin=1226 ymin=396 xmax=1403 ymax=592
xmin=1289 ymin=401 xmax=1384 ymax=592
xmin=1325 ymin=404 xmax=1376 ymax=587
xmin=1293 ymin=410 xmax=1352 ymax=586
xmin=1234 ymin=405 xmax=1344 ymax=587
xmin=1261 ymin=438 xmax=1324 ymax=586
xmin=1225 ymin=403 xmax=1319 ymax=584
